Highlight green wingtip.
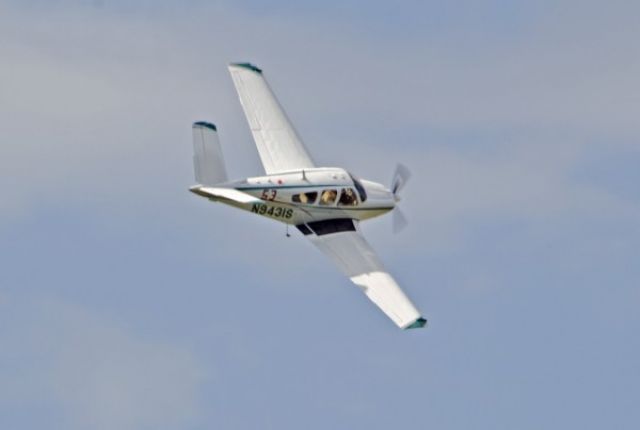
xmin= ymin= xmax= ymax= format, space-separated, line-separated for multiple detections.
xmin=193 ymin=121 xmax=217 ymax=131
xmin=230 ymin=62 xmax=262 ymax=73
xmin=405 ymin=317 xmax=427 ymax=329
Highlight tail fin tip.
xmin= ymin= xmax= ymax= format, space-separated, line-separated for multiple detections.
xmin=193 ymin=121 xmax=217 ymax=131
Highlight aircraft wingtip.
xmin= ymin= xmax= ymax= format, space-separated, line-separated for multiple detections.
xmin=229 ymin=62 xmax=263 ymax=74
xmin=404 ymin=317 xmax=427 ymax=329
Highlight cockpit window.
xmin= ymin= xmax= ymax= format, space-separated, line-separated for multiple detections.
xmin=319 ymin=189 xmax=338 ymax=205
xmin=338 ymin=188 xmax=359 ymax=206
xmin=291 ymin=191 xmax=318 ymax=204
xmin=348 ymin=173 xmax=367 ymax=202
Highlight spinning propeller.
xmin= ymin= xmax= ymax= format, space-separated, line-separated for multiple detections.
xmin=391 ymin=163 xmax=411 ymax=233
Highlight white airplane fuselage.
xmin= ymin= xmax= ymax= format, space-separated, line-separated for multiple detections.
xmin=187 ymin=62 xmax=425 ymax=329
xmin=190 ymin=167 xmax=396 ymax=226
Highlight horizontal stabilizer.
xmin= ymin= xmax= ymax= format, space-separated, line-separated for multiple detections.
xmin=189 ymin=186 xmax=260 ymax=204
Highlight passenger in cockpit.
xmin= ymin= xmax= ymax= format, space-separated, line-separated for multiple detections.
xmin=320 ymin=189 xmax=337 ymax=205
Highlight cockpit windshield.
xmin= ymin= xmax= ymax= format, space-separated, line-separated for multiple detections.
xmin=348 ymin=173 xmax=367 ymax=202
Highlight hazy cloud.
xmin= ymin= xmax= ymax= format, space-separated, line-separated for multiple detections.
xmin=0 ymin=296 xmax=207 ymax=430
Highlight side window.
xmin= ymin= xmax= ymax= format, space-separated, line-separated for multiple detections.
xmin=319 ymin=189 xmax=338 ymax=205
xmin=338 ymin=188 xmax=359 ymax=206
xmin=291 ymin=191 xmax=318 ymax=204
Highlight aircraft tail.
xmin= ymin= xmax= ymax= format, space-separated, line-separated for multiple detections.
xmin=192 ymin=121 xmax=228 ymax=186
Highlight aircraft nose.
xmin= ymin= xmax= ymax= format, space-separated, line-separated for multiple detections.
xmin=384 ymin=187 xmax=399 ymax=204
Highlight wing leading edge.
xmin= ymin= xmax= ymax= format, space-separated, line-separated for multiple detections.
xmin=301 ymin=220 xmax=426 ymax=329
xmin=228 ymin=62 xmax=315 ymax=174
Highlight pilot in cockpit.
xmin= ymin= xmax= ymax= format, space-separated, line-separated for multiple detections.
xmin=338 ymin=188 xmax=357 ymax=206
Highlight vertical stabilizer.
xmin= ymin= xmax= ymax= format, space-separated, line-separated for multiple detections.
xmin=192 ymin=121 xmax=228 ymax=186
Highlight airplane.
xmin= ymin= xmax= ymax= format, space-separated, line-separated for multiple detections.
xmin=189 ymin=62 xmax=426 ymax=329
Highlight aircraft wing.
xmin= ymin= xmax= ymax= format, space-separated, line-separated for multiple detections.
xmin=300 ymin=220 xmax=426 ymax=329
xmin=228 ymin=63 xmax=315 ymax=174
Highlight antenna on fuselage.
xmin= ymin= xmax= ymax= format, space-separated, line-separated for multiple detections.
xmin=301 ymin=169 xmax=308 ymax=182
xmin=286 ymin=224 xmax=291 ymax=238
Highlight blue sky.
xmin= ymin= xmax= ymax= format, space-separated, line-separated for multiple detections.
xmin=1 ymin=1 xmax=639 ymax=429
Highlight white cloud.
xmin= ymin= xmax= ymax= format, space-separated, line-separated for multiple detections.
xmin=0 ymin=296 xmax=207 ymax=430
